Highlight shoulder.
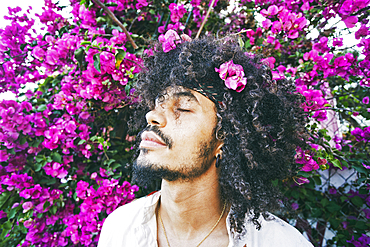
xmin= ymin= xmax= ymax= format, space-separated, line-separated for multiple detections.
xmin=98 ymin=192 xmax=159 ymax=247
xmin=241 ymin=213 xmax=313 ymax=247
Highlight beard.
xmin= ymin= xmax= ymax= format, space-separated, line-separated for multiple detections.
xmin=132 ymin=140 xmax=217 ymax=187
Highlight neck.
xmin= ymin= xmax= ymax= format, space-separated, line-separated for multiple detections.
xmin=158 ymin=162 xmax=228 ymax=243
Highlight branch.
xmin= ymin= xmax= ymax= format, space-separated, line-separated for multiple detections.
xmin=91 ymin=0 xmax=138 ymax=49
xmin=196 ymin=0 xmax=217 ymax=39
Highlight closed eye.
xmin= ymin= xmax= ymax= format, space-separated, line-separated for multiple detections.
xmin=177 ymin=108 xmax=191 ymax=112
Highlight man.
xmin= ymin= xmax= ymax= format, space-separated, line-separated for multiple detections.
xmin=98 ymin=34 xmax=313 ymax=247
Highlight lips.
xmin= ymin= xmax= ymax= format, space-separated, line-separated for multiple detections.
xmin=139 ymin=131 xmax=167 ymax=148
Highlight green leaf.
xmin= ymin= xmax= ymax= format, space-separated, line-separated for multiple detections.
xmin=8 ymin=207 xmax=18 ymax=219
xmin=0 ymin=191 xmax=11 ymax=209
xmin=125 ymin=84 xmax=131 ymax=95
xmin=45 ymin=178 xmax=56 ymax=185
xmin=321 ymin=198 xmax=329 ymax=207
xmin=326 ymin=202 xmax=341 ymax=213
xmin=350 ymin=196 xmax=363 ymax=207
xmin=329 ymin=218 xmax=339 ymax=229
xmin=105 ymin=2 xmax=118 ymax=6
xmin=111 ymin=163 xmax=121 ymax=170
xmin=313 ymin=176 xmax=322 ymax=185
xmin=98 ymin=137 xmax=104 ymax=144
xmin=19 ymin=136 xmax=27 ymax=145
xmin=104 ymin=159 xmax=116 ymax=166
xmin=115 ymin=49 xmax=126 ymax=69
xmin=90 ymin=136 xmax=98 ymax=141
xmin=37 ymin=104 xmax=47 ymax=112
xmin=238 ymin=36 xmax=244 ymax=48
xmin=43 ymin=201 xmax=50 ymax=210
xmin=96 ymin=17 xmax=106 ymax=23
xmin=355 ymin=220 xmax=368 ymax=230
xmin=78 ymin=139 xmax=86 ymax=145
xmin=271 ymin=179 xmax=278 ymax=187
xmin=80 ymin=41 xmax=91 ymax=46
xmin=35 ymin=155 xmax=44 ymax=163
xmin=3 ymin=221 xmax=12 ymax=230
xmin=51 ymin=152 xmax=62 ymax=163
xmin=20 ymin=43 xmax=27 ymax=51
xmin=93 ymin=53 xmax=101 ymax=73
xmin=331 ymin=159 xmax=342 ymax=170
xmin=34 ymin=162 xmax=42 ymax=172
xmin=297 ymin=171 xmax=310 ymax=178
xmin=353 ymin=164 xmax=368 ymax=174
xmin=74 ymin=47 xmax=85 ymax=65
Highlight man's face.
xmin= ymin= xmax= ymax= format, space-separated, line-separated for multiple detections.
xmin=133 ymin=86 xmax=221 ymax=184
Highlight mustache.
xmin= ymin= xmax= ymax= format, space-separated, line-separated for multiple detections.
xmin=140 ymin=125 xmax=173 ymax=149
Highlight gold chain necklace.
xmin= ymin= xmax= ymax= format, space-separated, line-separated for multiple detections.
xmin=158 ymin=202 xmax=227 ymax=247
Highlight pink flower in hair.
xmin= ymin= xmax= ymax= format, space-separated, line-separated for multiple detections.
xmin=215 ymin=60 xmax=247 ymax=92
xmin=158 ymin=30 xmax=192 ymax=53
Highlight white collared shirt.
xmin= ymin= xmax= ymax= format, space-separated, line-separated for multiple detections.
xmin=98 ymin=191 xmax=313 ymax=247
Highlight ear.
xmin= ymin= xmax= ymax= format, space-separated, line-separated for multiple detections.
xmin=214 ymin=142 xmax=224 ymax=159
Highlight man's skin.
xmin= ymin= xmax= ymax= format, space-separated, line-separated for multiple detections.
xmin=138 ymin=86 xmax=229 ymax=246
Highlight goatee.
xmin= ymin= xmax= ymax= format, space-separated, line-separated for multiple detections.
xmin=132 ymin=140 xmax=217 ymax=187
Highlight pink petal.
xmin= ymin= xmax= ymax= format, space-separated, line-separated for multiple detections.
xmin=343 ymin=16 xmax=358 ymax=28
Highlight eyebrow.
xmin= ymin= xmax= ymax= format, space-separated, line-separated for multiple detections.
xmin=173 ymin=91 xmax=200 ymax=104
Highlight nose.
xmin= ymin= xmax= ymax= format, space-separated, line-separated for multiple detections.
xmin=146 ymin=108 xmax=167 ymax=127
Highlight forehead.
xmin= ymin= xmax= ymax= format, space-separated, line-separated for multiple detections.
xmin=156 ymin=86 xmax=216 ymax=110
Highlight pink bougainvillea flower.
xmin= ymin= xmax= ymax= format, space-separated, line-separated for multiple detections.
xmin=301 ymin=2 xmax=310 ymax=11
xmin=135 ymin=0 xmax=148 ymax=9
xmin=45 ymin=49 xmax=59 ymax=65
xmin=271 ymin=21 xmax=282 ymax=33
xmin=343 ymin=16 xmax=358 ymax=28
xmin=215 ymin=60 xmax=247 ymax=92
xmin=288 ymin=30 xmax=299 ymax=39
xmin=313 ymin=110 xmax=328 ymax=121
xmin=317 ymin=157 xmax=328 ymax=166
xmin=215 ymin=60 xmax=232 ymax=80
xmin=158 ymin=30 xmax=184 ymax=53
xmin=355 ymin=24 xmax=369 ymax=39
xmin=262 ymin=19 xmax=272 ymax=29
xmin=261 ymin=57 xmax=276 ymax=69
xmin=0 ymin=210 xmax=7 ymax=219
xmin=291 ymin=202 xmax=299 ymax=210
xmin=333 ymin=37 xmax=343 ymax=47
xmin=225 ymin=76 xmax=247 ymax=92
xmin=22 ymin=201 xmax=33 ymax=213
xmin=0 ymin=150 xmax=9 ymax=162
xmin=295 ymin=177 xmax=309 ymax=185
xmin=180 ymin=33 xmax=192 ymax=42
xmin=32 ymin=46 xmax=45 ymax=60
xmin=190 ymin=0 xmax=201 ymax=7
xmin=260 ymin=5 xmax=278 ymax=17
xmin=169 ymin=3 xmax=186 ymax=23
xmin=359 ymin=78 xmax=370 ymax=87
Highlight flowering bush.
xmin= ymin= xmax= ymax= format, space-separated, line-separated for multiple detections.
xmin=0 ymin=0 xmax=369 ymax=246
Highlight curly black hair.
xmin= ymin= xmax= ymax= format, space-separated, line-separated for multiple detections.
xmin=129 ymin=36 xmax=308 ymax=236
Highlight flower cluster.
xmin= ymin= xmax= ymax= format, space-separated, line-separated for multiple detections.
xmin=260 ymin=5 xmax=308 ymax=39
xmin=169 ymin=3 xmax=187 ymax=23
xmin=295 ymin=146 xmax=319 ymax=172
xmin=351 ymin=127 xmax=370 ymax=142
xmin=215 ymin=60 xmax=247 ymax=92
